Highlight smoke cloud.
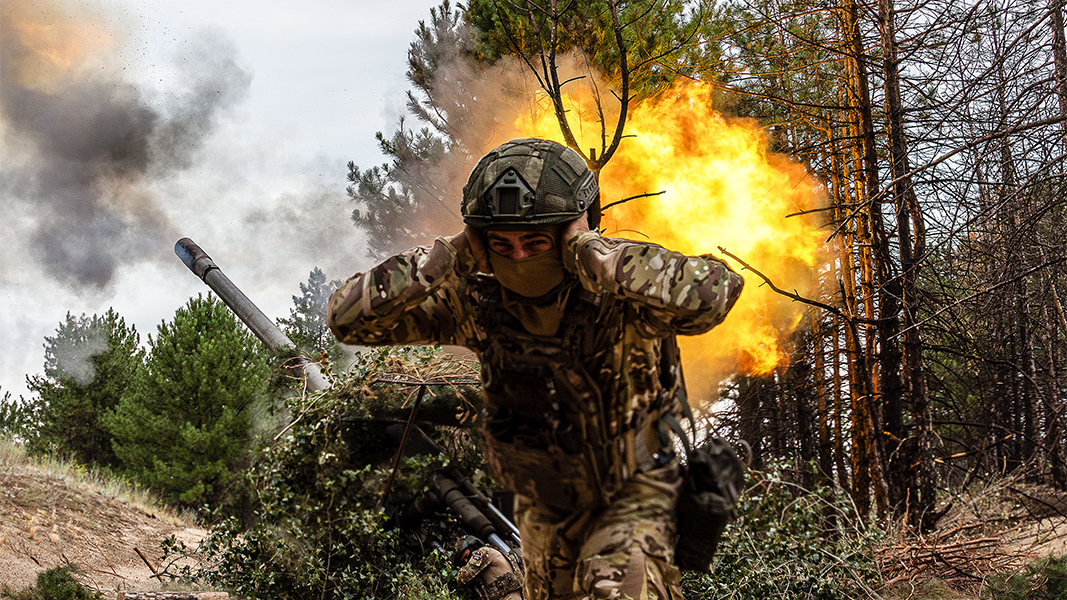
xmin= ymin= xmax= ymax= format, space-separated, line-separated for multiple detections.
xmin=0 ymin=0 xmax=251 ymax=289
xmin=52 ymin=322 xmax=109 ymax=386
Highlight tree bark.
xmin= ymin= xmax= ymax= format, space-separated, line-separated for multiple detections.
xmin=843 ymin=0 xmax=891 ymax=519
xmin=1051 ymin=0 xmax=1067 ymax=146
xmin=877 ymin=0 xmax=936 ymax=529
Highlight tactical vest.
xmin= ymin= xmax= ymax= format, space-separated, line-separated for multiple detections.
xmin=474 ymin=278 xmax=677 ymax=511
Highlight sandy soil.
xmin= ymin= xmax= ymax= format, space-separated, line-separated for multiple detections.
xmin=0 ymin=460 xmax=207 ymax=594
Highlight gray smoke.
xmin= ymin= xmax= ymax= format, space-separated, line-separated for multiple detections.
xmin=0 ymin=2 xmax=251 ymax=289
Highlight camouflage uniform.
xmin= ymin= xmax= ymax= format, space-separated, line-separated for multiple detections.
xmin=328 ymin=228 xmax=743 ymax=600
xmin=457 ymin=545 xmax=525 ymax=600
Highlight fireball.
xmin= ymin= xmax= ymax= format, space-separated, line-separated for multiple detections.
xmin=0 ymin=0 xmax=118 ymax=94
xmin=515 ymin=80 xmax=827 ymax=397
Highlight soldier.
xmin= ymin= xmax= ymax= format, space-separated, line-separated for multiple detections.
xmin=328 ymin=138 xmax=744 ymax=599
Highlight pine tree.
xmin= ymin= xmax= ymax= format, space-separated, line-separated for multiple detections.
xmin=25 ymin=309 xmax=141 ymax=467
xmin=0 ymin=389 xmax=39 ymax=441
xmin=277 ymin=267 xmax=343 ymax=364
xmin=105 ymin=294 xmax=269 ymax=509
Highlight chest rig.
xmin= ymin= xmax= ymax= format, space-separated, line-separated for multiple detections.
xmin=474 ymin=277 xmax=671 ymax=511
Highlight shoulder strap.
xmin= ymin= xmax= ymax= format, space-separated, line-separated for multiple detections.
xmin=663 ymin=412 xmax=692 ymax=457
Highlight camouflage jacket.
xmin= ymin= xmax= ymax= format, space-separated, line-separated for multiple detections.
xmin=328 ymin=229 xmax=743 ymax=443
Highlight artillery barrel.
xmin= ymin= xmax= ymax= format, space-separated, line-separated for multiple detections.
xmin=174 ymin=237 xmax=329 ymax=392
xmin=434 ymin=470 xmax=513 ymax=555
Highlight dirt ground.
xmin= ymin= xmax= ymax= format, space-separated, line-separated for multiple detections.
xmin=0 ymin=459 xmax=207 ymax=594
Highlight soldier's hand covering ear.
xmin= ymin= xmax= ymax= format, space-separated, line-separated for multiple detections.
xmin=463 ymin=225 xmax=492 ymax=274
xmin=562 ymin=212 xmax=592 ymax=252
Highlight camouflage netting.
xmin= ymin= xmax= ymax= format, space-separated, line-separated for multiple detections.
xmin=163 ymin=346 xmax=492 ymax=599
xmin=331 ymin=347 xmax=483 ymax=427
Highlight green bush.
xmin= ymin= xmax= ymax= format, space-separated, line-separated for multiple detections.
xmin=161 ymin=346 xmax=479 ymax=599
xmin=25 ymin=309 xmax=141 ymax=467
xmin=0 ymin=390 xmax=39 ymax=442
xmin=983 ymin=554 xmax=1067 ymax=600
xmin=683 ymin=463 xmax=883 ymax=600
xmin=0 ymin=566 xmax=104 ymax=600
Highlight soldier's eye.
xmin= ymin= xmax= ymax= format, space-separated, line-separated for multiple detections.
xmin=489 ymin=240 xmax=514 ymax=254
xmin=527 ymin=239 xmax=552 ymax=252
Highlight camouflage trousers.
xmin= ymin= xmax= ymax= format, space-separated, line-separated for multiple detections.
xmin=515 ymin=461 xmax=684 ymax=600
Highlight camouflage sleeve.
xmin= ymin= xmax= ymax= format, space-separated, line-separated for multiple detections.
xmin=455 ymin=547 xmax=492 ymax=586
xmin=563 ymin=230 xmax=744 ymax=336
xmin=327 ymin=233 xmax=478 ymax=346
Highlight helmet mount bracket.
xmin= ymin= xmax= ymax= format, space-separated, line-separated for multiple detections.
xmin=487 ymin=168 xmax=535 ymax=219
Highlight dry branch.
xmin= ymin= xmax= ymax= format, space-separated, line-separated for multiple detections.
xmin=877 ymin=528 xmax=1035 ymax=591
xmin=135 ymin=546 xmax=162 ymax=581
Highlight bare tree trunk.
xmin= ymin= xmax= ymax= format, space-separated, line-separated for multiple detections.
xmin=738 ymin=376 xmax=764 ymax=471
xmin=814 ymin=315 xmax=834 ymax=480
xmin=791 ymin=340 xmax=816 ymax=484
xmin=1052 ymin=0 xmax=1067 ymax=145
xmin=832 ymin=309 xmax=851 ymax=491
xmin=877 ymin=0 xmax=936 ymax=529
xmin=843 ymin=0 xmax=891 ymax=519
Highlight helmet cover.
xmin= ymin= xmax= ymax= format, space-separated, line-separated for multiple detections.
xmin=462 ymin=138 xmax=600 ymax=230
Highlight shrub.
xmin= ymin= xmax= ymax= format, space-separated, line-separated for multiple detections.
xmin=161 ymin=346 xmax=481 ymax=599
xmin=683 ymin=463 xmax=883 ymax=600
xmin=0 ymin=390 xmax=39 ymax=442
xmin=0 ymin=566 xmax=104 ymax=600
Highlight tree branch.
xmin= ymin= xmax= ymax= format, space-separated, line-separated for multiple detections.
xmin=601 ymin=190 xmax=665 ymax=211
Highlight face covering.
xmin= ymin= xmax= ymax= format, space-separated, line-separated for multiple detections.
xmin=488 ymin=249 xmax=566 ymax=299
xmin=488 ymin=246 xmax=569 ymax=336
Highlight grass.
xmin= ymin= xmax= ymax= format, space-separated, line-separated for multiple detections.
xmin=0 ymin=436 xmax=195 ymax=527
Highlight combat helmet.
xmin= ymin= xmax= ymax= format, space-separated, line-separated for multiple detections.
xmin=462 ymin=138 xmax=600 ymax=230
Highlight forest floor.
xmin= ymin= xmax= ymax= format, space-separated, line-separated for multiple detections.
xmin=2 ymin=439 xmax=1067 ymax=599
xmin=877 ymin=476 xmax=1067 ymax=599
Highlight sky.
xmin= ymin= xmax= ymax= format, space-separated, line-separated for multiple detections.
xmin=0 ymin=0 xmax=445 ymax=401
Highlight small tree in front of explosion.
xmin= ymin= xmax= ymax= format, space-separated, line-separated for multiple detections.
xmin=104 ymin=294 xmax=269 ymax=511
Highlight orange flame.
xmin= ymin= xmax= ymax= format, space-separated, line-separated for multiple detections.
xmin=1 ymin=0 xmax=118 ymax=94
xmin=514 ymin=80 xmax=826 ymax=393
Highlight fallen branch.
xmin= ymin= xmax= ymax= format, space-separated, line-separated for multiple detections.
xmin=135 ymin=546 xmax=163 ymax=581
